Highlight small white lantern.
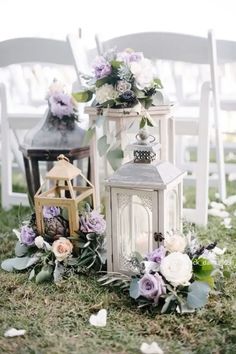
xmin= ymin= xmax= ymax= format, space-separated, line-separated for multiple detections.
xmin=105 ymin=130 xmax=186 ymax=273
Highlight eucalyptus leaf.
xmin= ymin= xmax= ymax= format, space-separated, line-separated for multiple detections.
xmin=193 ymin=257 xmax=214 ymax=277
xmin=161 ymin=294 xmax=176 ymax=314
xmin=139 ymin=117 xmax=147 ymax=129
xmin=1 ymin=258 xmax=17 ymax=272
xmin=187 ymin=281 xmax=210 ymax=309
xmin=13 ymin=255 xmax=40 ymax=270
xmin=97 ymin=135 xmax=110 ymax=157
xmin=15 ymin=241 xmax=28 ymax=257
xmin=129 ymin=278 xmax=140 ymax=300
xmin=83 ymin=127 xmax=96 ymax=146
xmin=107 ymin=147 xmax=124 ymax=171
xmin=53 ymin=261 xmax=65 ymax=283
xmin=29 ymin=268 xmax=35 ymax=280
xmin=36 ymin=265 xmax=53 ymax=284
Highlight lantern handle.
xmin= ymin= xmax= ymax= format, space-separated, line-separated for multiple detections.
xmin=135 ymin=132 xmax=155 ymax=144
xmin=57 ymin=154 xmax=69 ymax=162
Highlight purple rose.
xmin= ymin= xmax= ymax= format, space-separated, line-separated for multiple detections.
xmin=93 ymin=56 xmax=112 ymax=79
xmin=43 ymin=206 xmax=60 ymax=219
xmin=80 ymin=210 xmax=106 ymax=234
xmin=146 ymin=246 xmax=166 ymax=264
xmin=49 ymin=92 xmax=74 ymax=119
xmin=139 ymin=273 xmax=166 ymax=303
xmin=20 ymin=225 xmax=36 ymax=246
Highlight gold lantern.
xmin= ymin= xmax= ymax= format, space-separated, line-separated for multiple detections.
xmin=34 ymin=154 xmax=95 ymax=236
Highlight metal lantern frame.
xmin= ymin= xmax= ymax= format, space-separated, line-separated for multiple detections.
xmin=105 ymin=138 xmax=186 ymax=274
xmin=34 ymin=155 xmax=95 ymax=236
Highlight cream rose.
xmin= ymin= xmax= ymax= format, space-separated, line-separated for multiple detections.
xmin=95 ymin=84 xmax=119 ymax=104
xmin=130 ymin=58 xmax=154 ymax=89
xmin=160 ymin=252 xmax=192 ymax=287
xmin=52 ymin=237 xmax=73 ymax=262
xmin=164 ymin=233 xmax=187 ymax=253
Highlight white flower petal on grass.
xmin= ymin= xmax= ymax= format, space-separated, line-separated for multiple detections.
xmin=140 ymin=341 xmax=163 ymax=354
xmin=89 ymin=309 xmax=107 ymax=327
xmin=4 ymin=328 xmax=26 ymax=337
xmin=223 ymin=195 xmax=236 ymax=207
xmin=210 ymin=201 xmax=225 ymax=210
xmin=221 ymin=218 xmax=232 ymax=229
xmin=212 ymin=246 xmax=227 ymax=255
xmin=208 ymin=209 xmax=229 ymax=218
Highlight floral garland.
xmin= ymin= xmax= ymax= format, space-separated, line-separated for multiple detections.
xmin=1 ymin=205 xmax=106 ymax=283
xmin=1 ymin=210 xmax=226 ymax=314
xmin=99 ymin=231 xmax=226 ymax=314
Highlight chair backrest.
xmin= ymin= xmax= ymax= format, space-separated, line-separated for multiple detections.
xmin=0 ymin=37 xmax=75 ymax=67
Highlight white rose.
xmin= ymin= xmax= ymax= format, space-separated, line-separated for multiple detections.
xmin=95 ymin=84 xmax=119 ymax=104
xmin=34 ymin=236 xmax=44 ymax=249
xmin=160 ymin=252 xmax=192 ymax=287
xmin=164 ymin=233 xmax=187 ymax=253
xmin=130 ymin=58 xmax=154 ymax=89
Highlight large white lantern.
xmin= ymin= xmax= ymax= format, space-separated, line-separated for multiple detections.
xmin=105 ymin=130 xmax=186 ymax=273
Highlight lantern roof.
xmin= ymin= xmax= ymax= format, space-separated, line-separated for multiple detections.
xmin=105 ymin=160 xmax=185 ymax=189
xmin=45 ymin=154 xmax=81 ymax=180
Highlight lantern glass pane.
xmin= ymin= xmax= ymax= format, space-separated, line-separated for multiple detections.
xmin=167 ymin=189 xmax=178 ymax=231
xmin=116 ymin=191 xmax=154 ymax=272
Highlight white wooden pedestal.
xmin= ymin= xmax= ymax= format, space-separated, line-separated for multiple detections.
xmin=85 ymin=105 xmax=175 ymax=207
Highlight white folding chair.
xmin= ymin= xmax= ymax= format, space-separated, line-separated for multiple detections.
xmin=0 ymin=37 xmax=76 ymax=209
xmin=94 ymin=31 xmax=227 ymax=226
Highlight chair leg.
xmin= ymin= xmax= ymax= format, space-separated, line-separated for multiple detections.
xmin=0 ymin=85 xmax=12 ymax=209
xmin=195 ymin=82 xmax=211 ymax=226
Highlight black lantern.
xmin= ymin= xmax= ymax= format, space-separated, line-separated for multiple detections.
xmin=19 ymin=109 xmax=90 ymax=204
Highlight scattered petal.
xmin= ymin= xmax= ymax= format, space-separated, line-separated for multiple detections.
xmin=212 ymin=246 xmax=227 ymax=255
xmin=208 ymin=209 xmax=229 ymax=218
xmin=89 ymin=309 xmax=107 ymax=327
xmin=210 ymin=201 xmax=225 ymax=210
xmin=223 ymin=195 xmax=236 ymax=207
xmin=228 ymin=173 xmax=236 ymax=182
xmin=4 ymin=328 xmax=26 ymax=337
xmin=140 ymin=342 xmax=163 ymax=354
xmin=221 ymin=218 xmax=232 ymax=229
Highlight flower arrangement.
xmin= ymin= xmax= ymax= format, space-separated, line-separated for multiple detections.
xmin=1 ymin=204 xmax=106 ymax=283
xmin=46 ymin=80 xmax=79 ymax=131
xmin=99 ymin=231 xmax=226 ymax=314
xmin=73 ymin=49 xmax=163 ymax=128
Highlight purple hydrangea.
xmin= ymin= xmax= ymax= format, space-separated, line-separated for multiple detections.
xmin=20 ymin=225 xmax=36 ymax=246
xmin=80 ymin=210 xmax=106 ymax=234
xmin=146 ymin=246 xmax=166 ymax=264
xmin=139 ymin=273 xmax=166 ymax=303
xmin=117 ymin=51 xmax=143 ymax=63
xmin=49 ymin=92 xmax=74 ymax=119
xmin=43 ymin=206 xmax=61 ymax=219
xmin=93 ymin=56 xmax=112 ymax=79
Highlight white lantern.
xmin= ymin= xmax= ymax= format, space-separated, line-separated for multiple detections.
xmin=105 ymin=130 xmax=186 ymax=273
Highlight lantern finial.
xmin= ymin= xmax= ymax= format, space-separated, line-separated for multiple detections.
xmin=57 ymin=154 xmax=69 ymax=162
xmin=126 ymin=128 xmax=161 ymax=164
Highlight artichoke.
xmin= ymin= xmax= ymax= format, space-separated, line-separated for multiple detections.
xmin=44 ymin=215 xmax=69 ymax=242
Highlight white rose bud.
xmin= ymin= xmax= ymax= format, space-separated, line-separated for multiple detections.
xmin=34 ymin=236 xmax=44 ymax=249
xmin=164 ymin=233 xmax=187 ymax=253
xmin=160 ymin=252 xmax=192 ymax=287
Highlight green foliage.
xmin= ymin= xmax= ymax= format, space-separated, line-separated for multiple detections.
xmin=14 ymin=241 xmax=28 ymax=257
xmin=106 ymin=146 xmax=124 ymax=170
xmin=73 ymin=90 xmax=93 ymax=103
xmin=1 ymin=255 xmax=39 ymax=272
xmin=97 ymin=135 xmax=110 ymax=157
xmin=35 ymin=265 xmax=53 ymax=284
xmin=187 ymin=281 xmax=211 ymax=309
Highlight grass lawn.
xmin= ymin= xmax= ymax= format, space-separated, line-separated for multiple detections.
xmin=0 ymin=182 xmax=236 ymax=354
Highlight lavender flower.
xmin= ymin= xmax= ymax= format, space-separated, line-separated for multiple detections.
xmin=49 ymin=92 xmax=74 ymax=119
xmin=146 ymin=246 xmax=166 ymax=264
xmin=20 ymin=225 xmax=36 ymax=246
xmin=93 ymin=56 xmax=112 ymax=79
xmin=80 ymin=210 xmax=106 ymax=234
xmin=139 ymin=273 xmax=166 ymax=303
xmin=43 ymin=206 xmax=61 ymax=219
